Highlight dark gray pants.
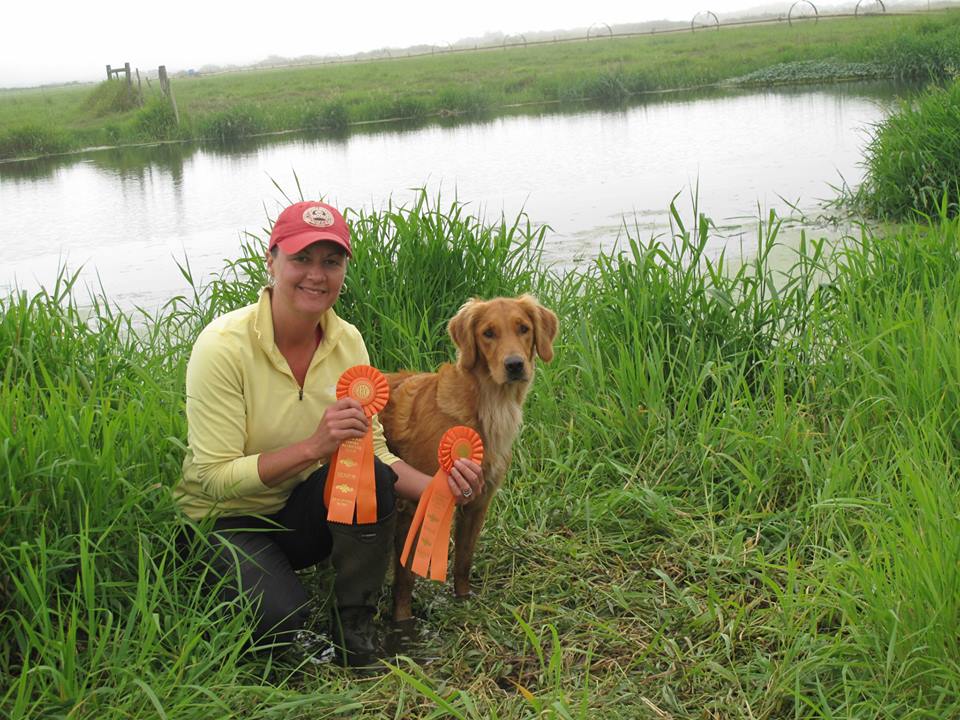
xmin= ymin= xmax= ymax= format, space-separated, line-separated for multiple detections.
xmin=179 ymin=459 xmax=397 ymax=647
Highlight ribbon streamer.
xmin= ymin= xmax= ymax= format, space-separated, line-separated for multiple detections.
xmin=400 ymin=426 xmax=484 ymax=581
xmin=324 ymin=365 xmax=389 ymax=524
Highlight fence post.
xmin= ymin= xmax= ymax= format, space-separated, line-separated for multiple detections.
xmin=124 ymin=62 xmax=131 ymax=85
xmin=106 ymin=64 xmax=112 ymax=80
xmin=157 ymin=65 xmax=180 ymax=126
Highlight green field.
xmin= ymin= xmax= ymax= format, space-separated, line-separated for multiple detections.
xmin=2 ymin=10 xmax=960 ymax=159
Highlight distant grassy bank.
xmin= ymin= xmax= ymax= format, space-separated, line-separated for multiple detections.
xmin=2 ymin=10 xmax=960 ymax=160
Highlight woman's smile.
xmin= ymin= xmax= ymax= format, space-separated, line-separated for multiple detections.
xmin=297 ymin=285 xmax=326 ymax=296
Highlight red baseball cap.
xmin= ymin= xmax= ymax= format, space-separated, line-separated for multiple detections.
xmin=268 ymin=200 xmax=352 ymax=257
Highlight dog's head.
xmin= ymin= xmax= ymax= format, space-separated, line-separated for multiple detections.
xmin=448 ymin=295 xmax=558 ymax=385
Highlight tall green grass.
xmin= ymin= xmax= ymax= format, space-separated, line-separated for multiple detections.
xmin=83 ymin=80 xmax=142 ymax=117
xmin=0 ymin=124 xmax=71 ymax=159
xmin=3 ymin=194 xmax=960 ymax=717
xmin=859 ymin=78 xmax=960 ymax=220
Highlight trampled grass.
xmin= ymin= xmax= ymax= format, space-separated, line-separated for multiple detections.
xmin=2 ymin=192 xmax=959 ymax=717
xmin=2 ymin=9 xmax=960 ymax=159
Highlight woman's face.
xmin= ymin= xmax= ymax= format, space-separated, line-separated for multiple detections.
xmin=266 ymin=241 xmax=347 ymax=317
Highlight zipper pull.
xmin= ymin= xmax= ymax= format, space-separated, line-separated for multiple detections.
xmin=299 ymin=387 xmax=303 ymax=401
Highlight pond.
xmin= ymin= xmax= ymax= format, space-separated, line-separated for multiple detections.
xmin=0 ymin=82 xmax=904 ymax=309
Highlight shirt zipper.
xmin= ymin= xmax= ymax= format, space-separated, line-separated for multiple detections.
xmin=296 ymin=326 xmax=322 ymax=402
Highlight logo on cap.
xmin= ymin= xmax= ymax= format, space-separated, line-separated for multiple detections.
xmin=303 ymin=206 xmax=335 ymax=228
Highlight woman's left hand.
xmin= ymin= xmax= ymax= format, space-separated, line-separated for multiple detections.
xmin=448 ymin=459 xmax=484 ymax=505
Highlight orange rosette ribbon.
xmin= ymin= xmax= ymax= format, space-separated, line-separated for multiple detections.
xmin=400 ymin=426 xmax=484 ymax=581
xmin=324 ymin=365 xmax=390 ymax=524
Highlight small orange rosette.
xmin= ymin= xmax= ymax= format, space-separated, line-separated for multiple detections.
xmin=324 ymin=365 xmax=390 ymax=524
xmin=400 ymin=426 xmax=484 ymax=581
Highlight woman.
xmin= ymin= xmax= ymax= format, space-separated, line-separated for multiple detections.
xmin=175 ymin=200 xmax=483 ymax=667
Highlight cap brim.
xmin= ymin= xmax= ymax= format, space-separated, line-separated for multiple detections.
xmin=274 ymin=230 xmax=352 ymax=257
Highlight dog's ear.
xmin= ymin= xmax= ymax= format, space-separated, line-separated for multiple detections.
xmin=519 ymin=295 xmax=558 ymax=363
xmin=448 ymin=300 xmax=479 ymax=369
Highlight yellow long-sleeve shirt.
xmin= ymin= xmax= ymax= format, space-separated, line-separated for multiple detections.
xmin=175 ymin=288 xmax=399 ymax=520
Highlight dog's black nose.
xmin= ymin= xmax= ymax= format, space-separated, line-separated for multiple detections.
xmin=504 ymin=356 xmax=526 ymax=379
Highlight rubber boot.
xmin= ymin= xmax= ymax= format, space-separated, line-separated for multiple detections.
xmin=328 ymin=512 xmax=396 ymax=668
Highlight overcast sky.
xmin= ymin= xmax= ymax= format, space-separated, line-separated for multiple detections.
xmin=2 ymin=0 xmax=874 ymax=87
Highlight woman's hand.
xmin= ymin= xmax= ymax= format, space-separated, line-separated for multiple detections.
xmin=448 ymin=459 xmax=484 ymax=505
xmin=308 ymin=397 xmax=369 ymax=460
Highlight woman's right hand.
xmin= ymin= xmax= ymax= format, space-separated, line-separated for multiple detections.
xmin=309 ymin=397 xmax=369 ymax=460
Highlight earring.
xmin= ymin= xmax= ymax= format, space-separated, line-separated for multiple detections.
xmin=268 ymin=275 xmax=276 ymax=288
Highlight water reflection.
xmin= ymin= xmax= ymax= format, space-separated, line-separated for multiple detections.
xmin=1 ymin=142 xmax=192 ymax=183
xmin=0 ymin=80 xmax=911 ymax=309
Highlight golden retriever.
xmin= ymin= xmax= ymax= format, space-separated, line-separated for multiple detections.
xmin=380 ymin=295 xmax=558 ymax=622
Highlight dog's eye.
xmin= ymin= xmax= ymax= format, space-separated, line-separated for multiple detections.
xmin=518 ymin=324 xmax=530 ymax=334
xmin=482 ymin=328 xmax=495 ymax=339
